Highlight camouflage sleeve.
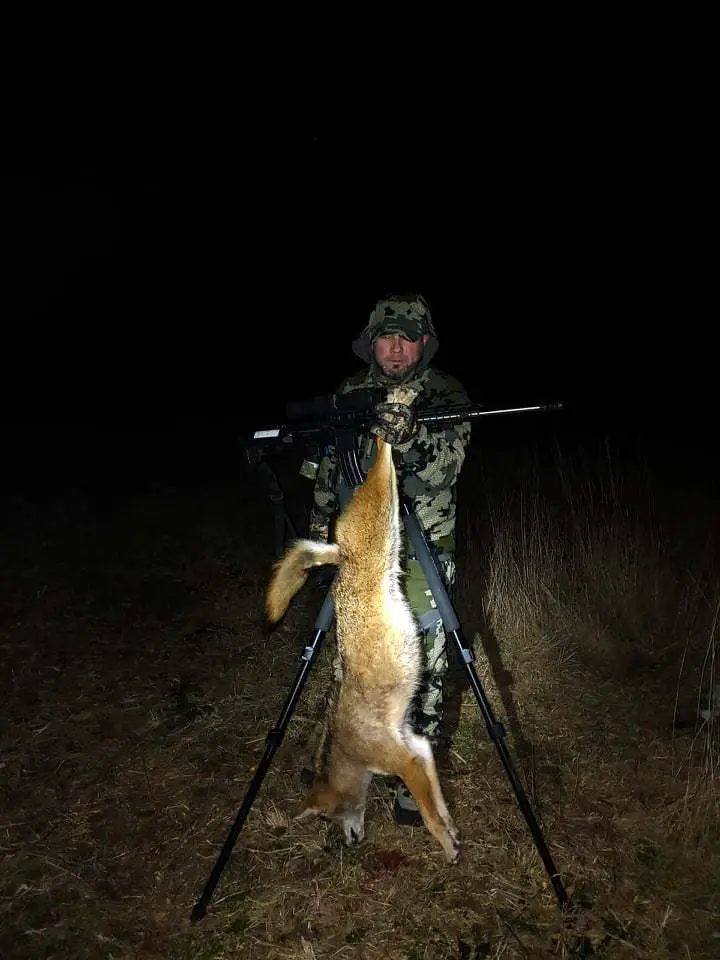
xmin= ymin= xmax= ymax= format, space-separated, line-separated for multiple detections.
xmin=309 ymin=449 xmax=338 ymax=542
xmin=309 ymin=374 xmax=363 ymax=541
xmin=393 ymin=373 xmax=472 ymax=499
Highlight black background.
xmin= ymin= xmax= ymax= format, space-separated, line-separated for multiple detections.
xmin=2 ymin=76 xmax=712 ymax=474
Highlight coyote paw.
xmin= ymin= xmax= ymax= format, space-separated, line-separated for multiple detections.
xmin=444 ymin=820 xmax=462 ymax=863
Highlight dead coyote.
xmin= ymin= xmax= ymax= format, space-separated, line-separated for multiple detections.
xmin=266 ymin=429 xmax=460 ymax=863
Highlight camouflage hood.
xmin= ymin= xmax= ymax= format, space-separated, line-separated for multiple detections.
xmin=352 ymin=294 xmax=439 ymax=382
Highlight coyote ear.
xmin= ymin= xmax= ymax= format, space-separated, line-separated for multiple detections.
xmin=295 ymin=784 xmax=338 ymax=820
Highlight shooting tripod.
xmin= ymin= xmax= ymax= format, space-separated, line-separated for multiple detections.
xmin=191 ymin=400 xmax=568 ymax=923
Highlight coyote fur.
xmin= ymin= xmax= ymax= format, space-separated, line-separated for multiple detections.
xmin=265 ymin=397 xmax=460 ymax=863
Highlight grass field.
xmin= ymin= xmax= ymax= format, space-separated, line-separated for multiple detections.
xmin=1 ymin=419 xmax=718 ymax=958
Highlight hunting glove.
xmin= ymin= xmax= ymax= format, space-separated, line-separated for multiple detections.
xmin=370 ymin=401 xmax=418 ymax=446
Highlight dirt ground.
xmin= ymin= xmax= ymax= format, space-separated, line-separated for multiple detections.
xmin=1 ymin=424 xmax=718 ymax=959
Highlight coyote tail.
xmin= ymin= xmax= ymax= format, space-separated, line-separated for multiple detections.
xmin=266 ymin=540 xmax=341 ymax=623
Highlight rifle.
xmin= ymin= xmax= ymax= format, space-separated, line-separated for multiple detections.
xmin=248 ymin=388 xmax=563 ymax=488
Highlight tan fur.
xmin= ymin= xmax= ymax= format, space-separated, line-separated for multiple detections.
xmin=265 ymin=435 xmax=460 ymax=863
xmin=266 ymin=541 xmax=340 ymax=622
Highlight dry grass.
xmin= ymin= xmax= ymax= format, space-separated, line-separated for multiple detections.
xmin=1 ymin=432 xmax=719 ymax=958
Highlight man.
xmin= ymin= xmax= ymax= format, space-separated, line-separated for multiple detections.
xmin=308 ymin=293 xmax=472 ymax=825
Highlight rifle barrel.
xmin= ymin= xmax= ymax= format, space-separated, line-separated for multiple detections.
xmin=417 ymin=402 xmax=562 ymax=425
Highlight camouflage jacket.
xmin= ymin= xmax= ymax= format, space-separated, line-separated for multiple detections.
xmin=310 ymin=366 xmax=472 ymax=543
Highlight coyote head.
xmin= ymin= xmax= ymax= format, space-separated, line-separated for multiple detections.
xmin=295 ymin=782 xmax=367 ymax=846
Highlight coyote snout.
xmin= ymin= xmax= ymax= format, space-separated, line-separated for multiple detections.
xmin=266 ymin=428 xmax=460 ymax=863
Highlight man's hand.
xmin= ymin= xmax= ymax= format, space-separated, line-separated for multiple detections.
xmin=370 ymin=401 xmax=418 ymax=446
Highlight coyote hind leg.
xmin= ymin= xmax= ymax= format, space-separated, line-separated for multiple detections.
xmin=397 ymin=732 xmax=461 ymax=863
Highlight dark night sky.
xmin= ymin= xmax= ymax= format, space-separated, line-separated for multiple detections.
xmin=2 ymin=104 xmax=711 ymax=457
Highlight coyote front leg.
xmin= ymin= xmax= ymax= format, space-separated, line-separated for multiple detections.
xmin=397 ymin=733 xmax=461 ymax=863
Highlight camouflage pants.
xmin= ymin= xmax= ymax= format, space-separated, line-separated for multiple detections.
xmin=403 ymin=533 xmax=455 ymax=747
xmin=310 ymin=533 xmax=455 ymax=766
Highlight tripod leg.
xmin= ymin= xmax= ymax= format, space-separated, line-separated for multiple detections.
xmin=271 ymin=497 xmax=298 ymax=558
xmin=401 ymin=503 xmax=569 ymax=908
xmin=251 ymin=457 xmax=298 ymax=558
xmin=190 ymin=588 xmax=335 ymax=923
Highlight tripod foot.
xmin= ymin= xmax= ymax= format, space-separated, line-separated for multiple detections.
xmin=190 ymin=901 xmax=207 ymax=924
xmin=393 ymin=783 xmax=423 ymax=826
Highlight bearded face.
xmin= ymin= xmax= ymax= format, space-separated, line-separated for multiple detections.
xmin=373 ymin=333 xmax=428 ymax=381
